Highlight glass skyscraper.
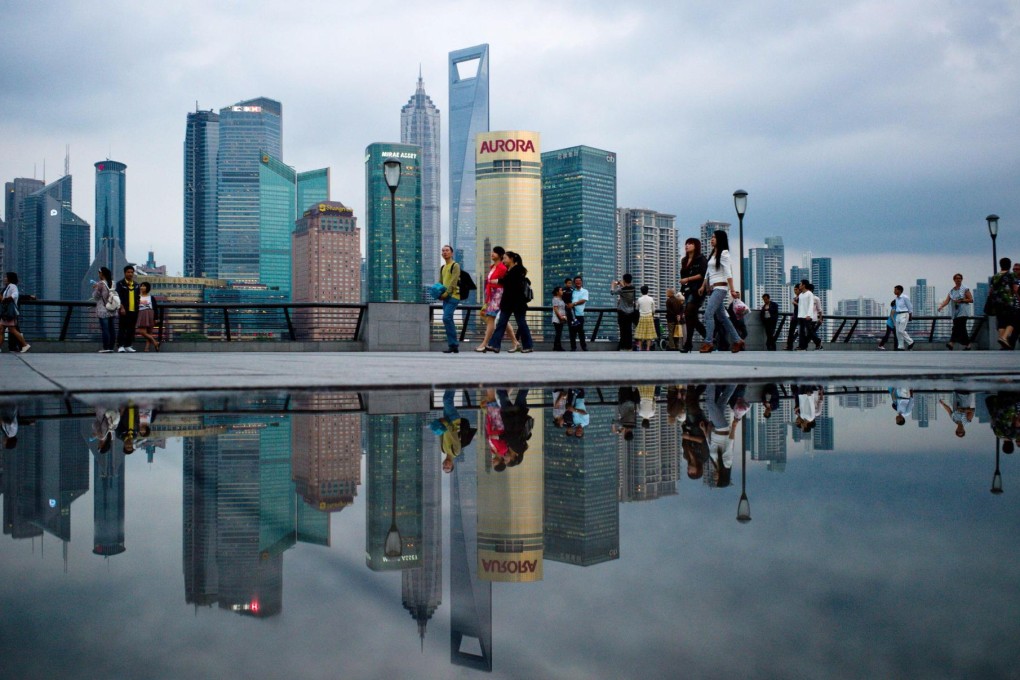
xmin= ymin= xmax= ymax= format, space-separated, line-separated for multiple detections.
xmin=364 ymin=142 xmax=422 ymax=302
xmin=216 ymin=98 xmax=282 ymax=282
xmin=365 ymin=414 xmax=423 ymax=571
xmin=448 ymin=44 xmax=489 ymax=273
xmin=4 ymin=177 xmax=44 ymax=273
xmin=296 ymin=168 xmax=329 ymax=215
xmin=542 ymin=146 xmax=617 ymax=307
xmin=747 ymin=236 xmax=787 ymax=312
xmin=401 ymin=72 xmax=441 ymax=298
xmin=94 ymin=160 xmax=126 ymax=258
xmin=258 ymin=154 xmax=297 ymax=295
xmin=18 ymin=175 xmax=90 ymax=306
xmin=184 ymin=109 xmax=219 ymax=278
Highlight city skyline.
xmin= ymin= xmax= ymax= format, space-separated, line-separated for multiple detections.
xmin=1 ymin=3 xmax=1017 ymax=306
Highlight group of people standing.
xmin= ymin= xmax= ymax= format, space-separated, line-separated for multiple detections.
xmin=91 ymin=265 xmax=160 ymax=353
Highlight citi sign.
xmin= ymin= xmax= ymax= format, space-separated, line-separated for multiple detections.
xmin=479 ymin=139 xmax=535 ymax=154
xmin=481 ymin=559 xmax=539 ymax=574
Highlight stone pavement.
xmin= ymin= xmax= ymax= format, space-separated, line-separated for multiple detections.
xmin=2 ymin=349 xmax=1018 ymax=397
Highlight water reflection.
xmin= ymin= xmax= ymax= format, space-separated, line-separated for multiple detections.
xmin=1 ymin=383 xmax=1017 ymax=677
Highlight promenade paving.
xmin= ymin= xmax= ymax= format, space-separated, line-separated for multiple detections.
xmin=2 ymin=349 xmax=1018 ymax=396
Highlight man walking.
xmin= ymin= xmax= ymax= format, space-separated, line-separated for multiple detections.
xmin=568 ymin=275 xmax=589 ymax=351
xmin=439 ymin=245 xmax=461 ymax=353
xmin=116 ymin=265 xmax=140 ymax=352
xmin=892 ymin=285 xmax=914 ymax=351
xmin=761 ymin=293 xmax=779 ymax=351
xmin=785 ymin=283 xmax=801 ymax=351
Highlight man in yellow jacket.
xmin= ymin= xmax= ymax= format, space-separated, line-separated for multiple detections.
xmin=440 ymin=244 xmax=462 ymax=353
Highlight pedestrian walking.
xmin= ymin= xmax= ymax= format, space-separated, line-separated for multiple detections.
xmin=877 ymin=298 xmax=898 ymax=350
xmin=937 ymin=273 xmax=973 ymax=350
xmin=551 ymin=286 xmax=567 ymax=351
xmin=116 ymin=265 xmax=140 ymax=352
xmin=135 ymin=282 xmax=160 ymax=352
xmin=611 ymin=273 xmax=637 ymax=351
xmin=785 ymin=283 xmax=801 ymax=350
xmin=988 ymin=258 xmax=1018 ymax=349
xmin=679 ymin=238 xmax=708 ymax=352
xmin=760 ymin=293 xmax=779 ymax=351
xmin=1 ymin=272 xmax=30 ymax=353
xmin=698 ymin=231 xmax=744 ymax=353
xmin=634 ymin=285 xmax=657 ymax=351
xmin=666 ymin=288 xmax=685 ymax=350
xmin=476 ymin=246 xmax=521 ymax=353
xmin=438 ymin=245 xmax=462 ymax=353
xmin=91 ymin=266 xmax=118 ymax=352
xmin=797 ymin=283 xmax=823 ymax=350
xmin=568 ymin=276 xmax=589 ymax=351
xmin=483 ymin=251 xmax=534 ymax=354
xmin=892 ymin=285 xmax=915 ymax=351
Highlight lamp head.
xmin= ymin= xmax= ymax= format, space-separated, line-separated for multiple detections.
xmin=733 ymin=190 xmax=748 ymax=219
xmin=986 ymin=214 xmax=1000 ymax=237
xmin=737 ymin=492 xmax=752 ymax=523
xmin=383 ymin=158 xmax=402 ymax=191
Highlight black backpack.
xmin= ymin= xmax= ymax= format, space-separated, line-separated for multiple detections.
xmin=459 ymin=269 xmax=477 ymax=294
xmin=523 ymin=277 xmax=534 ymax=303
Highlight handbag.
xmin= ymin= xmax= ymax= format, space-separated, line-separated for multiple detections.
xmin=0 ymin=299 xmax=17 ymax=322
xmin=673 ymin=323 xmax=684 ymax=339
xmin=104 ymin=283 xmax=121 ymax=312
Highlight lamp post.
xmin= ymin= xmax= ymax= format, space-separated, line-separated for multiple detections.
xmin=991 ymin=438 xmax=1003 ymax=495
xmin=383 ymin=158 xmax=402 ymax=301
xmin=736 ymin=421 xmax=751 ymax=523
xmin=385 ymin=416 xmax=403 ymax=558
xmin=733 ymin=190 xmax=748 ymax=299
xmin=987 ymin=214 xmax=1000 ymax=277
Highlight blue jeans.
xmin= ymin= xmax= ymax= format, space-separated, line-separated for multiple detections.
xmin=704 ymin=288 xmax=740 ymax=346
xmin=442 ymin=297 xmax=460 ymax=347
xmin=99 ymin=316 xmax=116 ymax=350
xmin=489 ymin=308 xmax=533 ymax=351
xmin=443 ymin=389 xmax=460 ymax=422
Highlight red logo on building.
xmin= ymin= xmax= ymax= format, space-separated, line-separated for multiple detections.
xmin=479 ymin=139 xmax=535 ymax=154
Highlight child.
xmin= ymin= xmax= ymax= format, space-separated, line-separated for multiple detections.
xmin=634 ymin=285 xmax=657 ymax=351
xmin=135 ymin=282 xmax=160 ymax=352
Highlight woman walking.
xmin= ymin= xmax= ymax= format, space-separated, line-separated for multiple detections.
xmin=1 ymin=272 xmax=30 ymax=353
xmin=937 ymin=273 xmax=973 ymax=350
xmin=679 ymin=238 xmax=708 ymax=352
xmin=698 ymin=232 xmax=744 ymax=353
xmin=476 ymin=246 xmax=521 ymax=353
xmin=634 ymin=285 xmax=657 ymax=351
xmin=483 ymin=251 xmax=534 ymax=354
xmin=92 ymin=266 xmax=117 ymax=353
xmin=136 ymin=282 xmax=160 ymax=352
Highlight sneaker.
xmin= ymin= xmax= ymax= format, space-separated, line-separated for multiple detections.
xmin=19 ymin=344 xmax=30 ymax=353
xmin=521 ymin=348 xmax=533 ymax=354
xmin=907 ymin=342 xmax=915 ymax=351
xmin=98 ymin=349 xmax=113 ymax=353
xmin=508 ymin=345 xmax=522 ymax=354
xmin=125 ymin=347 xmax=137 ymax=353
xmin=117 ymin=347 xmax=126 ymax=353
xmin=442 ymin=346 xmax=459 ymax=354
xmin=877 ymin=345 xmax=886 ymax=350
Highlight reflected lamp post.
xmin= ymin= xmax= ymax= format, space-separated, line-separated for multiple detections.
xmin=737 ymin=423 xmax=751 ymax=523
xmin=384 ymin=158 xmax=402 ymax=301
xmin=733 ymin=190 xmax=748 ymax=299
xmin=991 ymin=438 xmax=1003 ymax=495
xmin=385 ymin=416 xmax=403 ymax=558
xmin=987 ymin=214 xmax=1000 ymax=277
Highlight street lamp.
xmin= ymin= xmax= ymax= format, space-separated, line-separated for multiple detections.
xmin=383 ymin=158 xmax=402 ymax=301
xmin=987 ymin=214 xmax=1000 ymax=277
xmin=385 ymin=416 xmax=403 ymax=558
xmin=737 ymin=424 xmax=751 ymax=523
xmin=991 ymin=438 xmax=1004 ymax=495
xmin=733 ymin=190 xmax=748 ymax=299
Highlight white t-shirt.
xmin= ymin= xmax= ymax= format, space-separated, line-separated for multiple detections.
xmin=3 ymin=283 xmax=19 ymax=304
xmin=797 ymin=290 xmax=818 ymax=320
xmin=636 ymin=294 xmax=655 ymax=316
xmin=706 ymin=251 xmax=732 ymax=285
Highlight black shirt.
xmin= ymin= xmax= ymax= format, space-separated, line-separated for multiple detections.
xmin=680 ymin=255 xmax=708 ymax=297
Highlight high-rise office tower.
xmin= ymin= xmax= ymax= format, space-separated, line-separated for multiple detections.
xmin=292 ymin=201 xmax=361 ymax=339
xmin=365 ymin=414 xmax=424 ymax=571
xmin=542 ymin=146 xmax=617 ymax=308
xmin=364 ymin=143 xmax=422 ymax=302
xmin=0 ymin=216 xmax=5 ymax=272
xmin=94 ymin=160 xmax=126 ymax=259
xmin=810 ymin=256 xmax=832 ymax=313
xmin=3 ymin=178 xmax=44 ymax=273
xmin=184 ymin=109 xmax=219 ymax=277
xmin=699 ymin=220 xmax=731 ymax=257
xmin=617 ymin=208 xmax=678 ymax=308
xmin=910 ymin=278 xmax=938 ymax=316
xmin=747 ymin=236 xmax=787 ymax=312
xmin=475 ymin=131 xmax=543 ymax=300
xmin=216 ymin=97 xmax=283 ymax=282
xmin=449 ymin=44 xmax=490 ymax=272
xmin=401 ymin=71 xmax=442 ymax=299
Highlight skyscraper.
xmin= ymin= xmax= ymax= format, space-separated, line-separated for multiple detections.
xmin=910 ymin=278 xmax=938 ymax=316
xmin=699 ymin=220 xmax=731 ymax=257
xmin=216 ymin=97 xmax=283 ymax=282
xmin=401 ymin=71 xmax=441 ymax=297
xmin=747 ymin=236 xmax=787 ymax=312
xmin=184 ymin=109 xmax=219 ymax=278
xmin=475 ymin=131 xmax=543 ymax=299
xmin=292 ymin=201 xmax=361 ymax=339
xmin=810 ymin=256 xmax=832 ymax=314
xmin=542 ymin=146 xmax=617 ymax=308
xmin=449 ymin=44 xmax=490 ymax=272
xmin=290 ymin=394 xmax=362 ymax=513
xmin=617 ymin=208 xmax=678 ymax=308
xmin=3 ymin=177 xmax=44 ymax=273
xmin=364 ymin=143 xmax=422 ymax=302
xmin=94 ymin=160 xmax=126 ymax=259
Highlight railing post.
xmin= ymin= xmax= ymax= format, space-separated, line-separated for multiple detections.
xmin=284 ymin=307 xmax=296 ymax=341
xmin=845 ymin=319 xmax=858 ymax=343
xmin=459 ymin=307 xmax=473 ymax=342
xmin=590 ymin=311 xmax=603 ymax=343
xmin=59 ymin=305 xmax=73 ymax=341
xmin=157 ymin=306 xmax=165 ymax=343
xmin=224 ymin=308 xmax=232 ymax=342
xmin=928 ymin=318 xmax=937 ymax=342
xmin=354 ymin=306 xmax=365 ymax=341
xmin=831 ymin=319 xmax=847 ymax=343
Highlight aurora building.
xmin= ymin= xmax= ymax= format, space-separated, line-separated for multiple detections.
xmin=474 ymin=131 xmax=543 ymax=301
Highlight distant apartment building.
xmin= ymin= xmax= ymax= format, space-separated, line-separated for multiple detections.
xmin=618 ymin=208 xmax=678 ymax=308
xmin=910 ymin=278 xmax=940 ymax=316
xmin=699 ymin=220 xmax=731 ymax=257
xmin=747 ymin=236 xmax=787 ymax=312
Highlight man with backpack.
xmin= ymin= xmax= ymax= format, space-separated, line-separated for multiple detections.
xmin=439 ymin=245 xmax=463 ymax=353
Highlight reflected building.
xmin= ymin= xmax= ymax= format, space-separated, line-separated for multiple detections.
xmin=543 ymin=398 xmax=619 ymax=566
xmin=619 ymin=392 xmax=679 ymax=501
xmin=290 ymin=393 xmax=362 ymax=514
xmin=93 ymin=444 xmax=126 ymax=557
xmin=449 ymin=423 xmax=492 ymax=671
xmin=402 ymin=424 xmax=442 ymax=644
xmin=365 ymin=414 xmax=424 ymax=570
xmin=747 ymin=408 xmax=788 ymax=473
xmin=449 ymin=44 xmax=489 ymax=271
xmin=912 ymin=393 xmax=938 ymax=428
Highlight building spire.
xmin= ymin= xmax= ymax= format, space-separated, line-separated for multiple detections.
xmin=416 ymin=65 xmax=425 ymax=94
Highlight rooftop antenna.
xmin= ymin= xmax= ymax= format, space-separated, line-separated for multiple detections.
xmin=65 ymin=144 xmax=70 ymax=177
xmin=43 ymin=159 xmax=46 ymax=183
xmin=196 ymin=100 xmax=199 ymax=112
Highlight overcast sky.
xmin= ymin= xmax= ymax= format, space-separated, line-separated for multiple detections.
xmin=2 ymin=0 xmax=1017 ymax=304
